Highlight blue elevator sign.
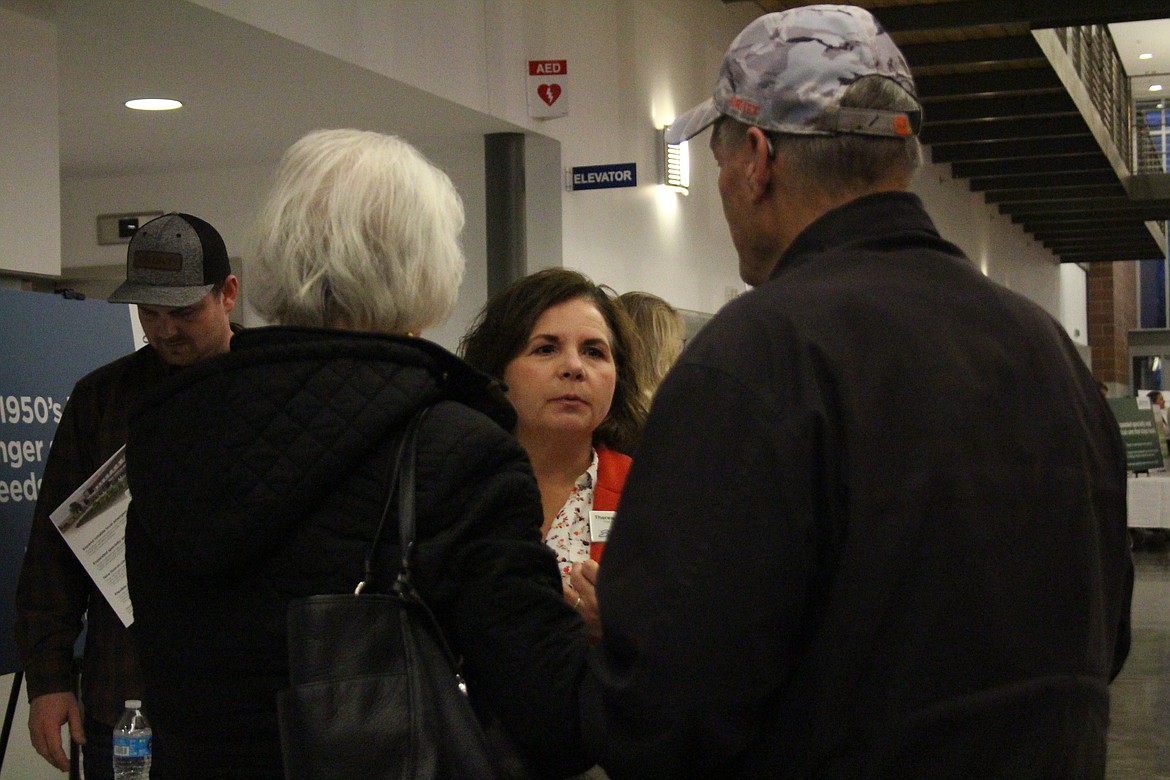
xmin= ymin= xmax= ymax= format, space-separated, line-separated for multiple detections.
xmin=570 ymin=163 xmax=637 ymax=191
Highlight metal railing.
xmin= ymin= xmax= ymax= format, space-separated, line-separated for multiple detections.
xmin=1135 ymin=122 xmax=1166 ymax=174
xmin=1054 ymin=26 xmax=1167 ymax=176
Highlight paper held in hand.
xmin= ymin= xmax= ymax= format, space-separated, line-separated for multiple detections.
xmin=49 ymin=444 xmax=134 ymax=627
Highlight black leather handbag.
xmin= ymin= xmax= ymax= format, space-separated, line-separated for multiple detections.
xmin=277 ymin=407 xmax=511 ymax=779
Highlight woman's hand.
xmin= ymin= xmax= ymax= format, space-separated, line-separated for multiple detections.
xmin=567 ymin=559 xmax=602 ymax=642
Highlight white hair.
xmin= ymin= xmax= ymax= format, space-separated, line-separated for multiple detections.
xmin=250 ymin=128 xmax=465 ymax=334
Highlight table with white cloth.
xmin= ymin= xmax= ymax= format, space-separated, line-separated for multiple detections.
xmin=1127 ymin=474 xmax=1170 ymax=528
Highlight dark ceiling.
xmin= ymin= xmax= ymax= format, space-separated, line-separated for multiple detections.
xmin=725 ymin=0 xmax=1170 ymax=264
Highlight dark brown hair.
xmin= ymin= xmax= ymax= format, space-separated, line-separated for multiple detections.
xmin=460 ymin=268 xmax=647 ymax=451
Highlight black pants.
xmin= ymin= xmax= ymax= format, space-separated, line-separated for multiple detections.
xmin=82 ymin=716 xmax=114 ymax=780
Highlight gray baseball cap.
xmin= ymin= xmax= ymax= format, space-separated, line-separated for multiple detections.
xmin=108 ymin=213 xmax=232 ymax=307
xmin=665 ymin=4 xmax=919 ymax=144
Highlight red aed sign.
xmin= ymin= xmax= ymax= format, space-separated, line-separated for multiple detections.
xmin=527 ymin=60 xmax=569 ymax=119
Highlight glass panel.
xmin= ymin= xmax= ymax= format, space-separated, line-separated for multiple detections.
xmin=1139 ymin=258 xmax=1167 ymax=329
xmin=1134 ymin=356 xmax=1166 ymax=395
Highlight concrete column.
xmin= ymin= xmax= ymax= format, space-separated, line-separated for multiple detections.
xmin=484 ymin=133 xmax=527 ymax=296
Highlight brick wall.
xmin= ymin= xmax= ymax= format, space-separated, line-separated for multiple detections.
xmin=1088 ymin=261 xmax=1137 ymax=390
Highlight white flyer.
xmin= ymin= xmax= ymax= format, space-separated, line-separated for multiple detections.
xmin=49 ymin=444 xmax=134 ymax=627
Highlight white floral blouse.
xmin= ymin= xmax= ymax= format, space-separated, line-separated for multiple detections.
xmin=543 ymin=449 xmax=599 ymax=586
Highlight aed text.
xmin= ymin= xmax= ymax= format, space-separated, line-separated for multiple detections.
xmin=529 ymin=60 xmax=567 ymax=76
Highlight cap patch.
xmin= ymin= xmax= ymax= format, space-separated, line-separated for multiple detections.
xmin=132 ymin=250 xmax=185 ymax=272
xmin=729 ymin=96 xmax=761 ymax=118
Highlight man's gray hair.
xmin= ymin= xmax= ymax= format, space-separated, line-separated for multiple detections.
xmin=249 ymin=128 xmax=465 ymax=334
xmin=713 ymin=76 xmax=923 ymax=192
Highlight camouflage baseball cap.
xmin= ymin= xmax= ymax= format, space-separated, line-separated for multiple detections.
xmin=665 ymin=4 xmax=919 ymax=144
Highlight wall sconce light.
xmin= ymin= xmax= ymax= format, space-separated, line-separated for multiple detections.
xmin=658 ymin=129 xmax=689 ymax=194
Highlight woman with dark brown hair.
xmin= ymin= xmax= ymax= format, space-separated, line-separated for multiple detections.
xmin=461 ymin=268 xmax=646 ymax=639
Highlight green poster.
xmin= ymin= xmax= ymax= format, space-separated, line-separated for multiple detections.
xmin=1108 ymin=397 xmax=1165 ymax=473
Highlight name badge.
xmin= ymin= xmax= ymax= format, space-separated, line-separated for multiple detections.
xmin=589 ymin=510 xmax=615 ymax=543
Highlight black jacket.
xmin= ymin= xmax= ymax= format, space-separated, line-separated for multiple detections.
xmin=589 ymin=192 xmax=1133 ymax=779
xmin=126 ymin=327 xmax=591 ymax=779
xmin=15 ymin=346 xmax=165 ymax=726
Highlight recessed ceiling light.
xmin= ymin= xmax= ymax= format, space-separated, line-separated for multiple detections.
xmin=1151 ymin=85 xmax=1164 ymax=92
xmin=1139 ymin=53 xmax=1153 ymax=60
xmin=125 ymin=98 xmax=182 ymax=111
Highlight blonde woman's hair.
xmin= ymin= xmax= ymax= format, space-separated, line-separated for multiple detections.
xmin=250 ymin=128 xmax=465 ymax=334
xmin=617 ymin=291 xmax=685 ymax=403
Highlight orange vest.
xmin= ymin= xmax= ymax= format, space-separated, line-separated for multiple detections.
xmin=590 ymin=448 xmax=632 ymax=562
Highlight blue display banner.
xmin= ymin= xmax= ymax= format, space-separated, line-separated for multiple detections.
xmin=570 ymin=163 xmax=637 ymax=191
xmin=0 ymin=289 xmax=135 ymax=675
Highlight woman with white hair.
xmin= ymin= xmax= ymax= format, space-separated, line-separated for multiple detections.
xmin=124 ymin=129 xmax=592 ymax=779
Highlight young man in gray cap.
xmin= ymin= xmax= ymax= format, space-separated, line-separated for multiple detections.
xmin=583 ymin=6 xmax=1132 ymax=777
xmin=15 ymin=213 xmax=238 ymax=780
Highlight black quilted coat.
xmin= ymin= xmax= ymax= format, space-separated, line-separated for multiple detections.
xmin=125 ymin=327 xmax=591 ymax=779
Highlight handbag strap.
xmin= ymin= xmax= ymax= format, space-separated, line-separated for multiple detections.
xmin=355 ymin=406 xmax=471 ymax=691
xmin=357 ymin=406 xmax=429 ymax=595
xmin=394 ymin=407 xmax=424 ymax=582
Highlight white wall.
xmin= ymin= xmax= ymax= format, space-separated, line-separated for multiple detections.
xmin=911 ymin=159 xmax=1065 ymax=320
xmin=1061 ymin=263 xmax=1090 ymax=346
xmin=61 ymin=165 xmax=272 ymax=272
xmin=189 ymin=0 xmax=1082 ymax=327
xmin=0 ymin=6 xmax=60 ymax=279
xmin=420 ymin=142 xmax=491 ymax=350
xmin=192 ymin=0 xmax=758 ymax=317
xmin=913 ymin=161 xmax=1096 ymax=353
xmin=59 ymin=144 xmax=490 ymax=351
xmin=192 ymin=0 xmax=499 ymax=115
xmin=36 ymin=0 xmax=1085 ymax=341
xmin=48 ymin=0 xmax=759 ymax=350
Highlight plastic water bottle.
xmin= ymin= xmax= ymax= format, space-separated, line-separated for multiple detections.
xmin=112 ymin=699 xmax=152 ymax=780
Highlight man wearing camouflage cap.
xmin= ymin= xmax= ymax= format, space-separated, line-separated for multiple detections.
xmin=585 ymin=6 xmax=1132 ymax=776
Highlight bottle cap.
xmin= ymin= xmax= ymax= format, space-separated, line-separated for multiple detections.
xmin=125 ymin=699 xmax=142 ymax=709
